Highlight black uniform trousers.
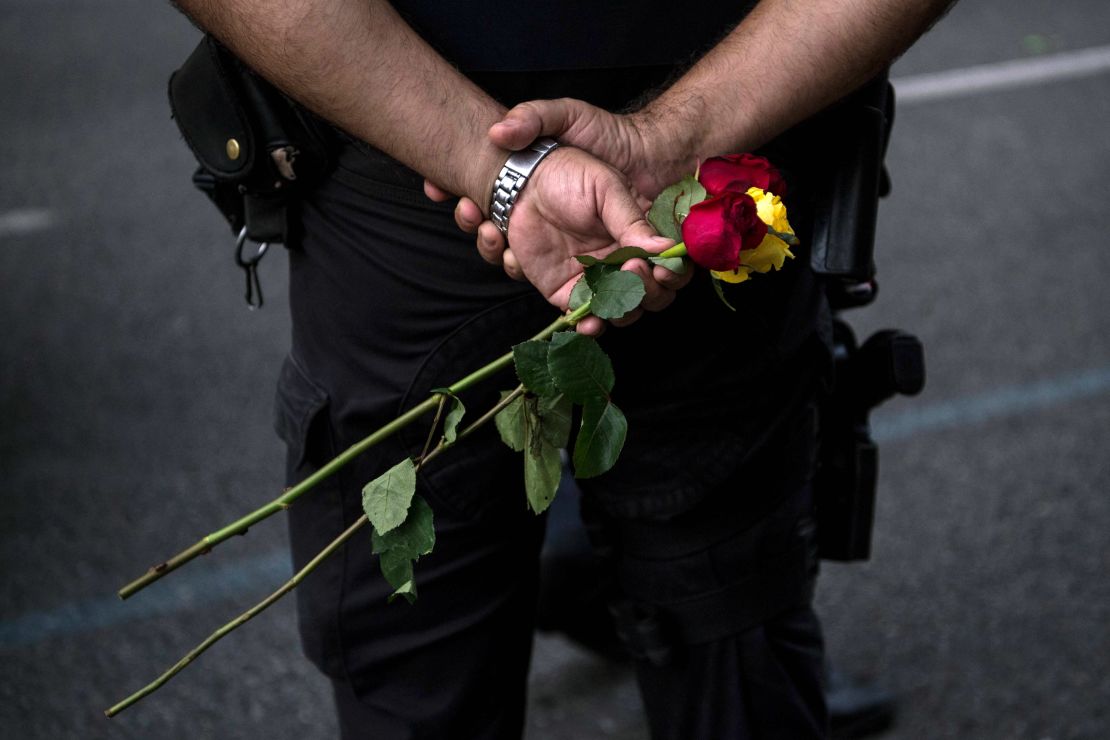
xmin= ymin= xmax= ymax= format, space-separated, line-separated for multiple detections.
xmin=275 ymin=68 xmax=831 ymax=740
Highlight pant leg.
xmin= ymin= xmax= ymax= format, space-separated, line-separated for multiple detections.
xmin=581 ymin=398 xmax=828 ymax=740
xmin=634 ymin=604 xmax=826 ymax=740
xmin=274 ymin=145 xmax=556 ymax=740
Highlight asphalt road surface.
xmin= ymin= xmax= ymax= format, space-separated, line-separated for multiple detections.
xmin=2 ymin=1 xmax=1108 ymax=738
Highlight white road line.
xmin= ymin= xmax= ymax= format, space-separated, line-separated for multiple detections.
xmin=893 ymin=44 xmax=1110 ymax=105
xmin=0 ymin=208 xmax=56 ymax=237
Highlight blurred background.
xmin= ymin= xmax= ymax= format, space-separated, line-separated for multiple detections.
xmin=2 ymin=1 xmax=1108 ymax=738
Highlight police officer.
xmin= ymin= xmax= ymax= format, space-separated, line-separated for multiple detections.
xmin=172 ymin=1 xmax=955 ymax=737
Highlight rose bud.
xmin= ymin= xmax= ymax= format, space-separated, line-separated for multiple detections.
xmin=681 ymin=191 xmax=769 ymax=272
xmin=699 ymin=153 xmax=788 ymax=198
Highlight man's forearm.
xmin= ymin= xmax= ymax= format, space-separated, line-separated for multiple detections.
xmin=640 ymin=0 xmax=956 ymax=164
xmin=173 ymin=0 xmax=507 ymax=208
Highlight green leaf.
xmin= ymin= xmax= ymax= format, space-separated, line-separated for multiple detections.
xmin=524 ymin=438 xmax=562 ymax=514
xmin=768 ymin=227 xmax=800 ymax=246
xmin=512 ymin=340 xmax=558 ymax=396
xmin=582 ymin=262 xmax=619 ymax=284
xmin=648 ymin=182 xmax=683 ymax=241
xmin=576 ymin=246 xmax=657 ymax=266
xmin=443 ymin=394 xmax=465 ymax=444
xmin=494 ymin=392 xmax=526 ymax=452
xmin=547 ymin=332 xmax=615 ymax=403
xmin=538 ymin=393 xmax=573 ymax=449
xmin=361 ymin=458 xmax=417 ymax=535
xmin=372 ymin=496 xmax=435 ymax=604
xmin=524 ymin=396 xmax=544 ymax=457
xmin=503 ymin=396 xmax=564 ymax=514
xmin=711 ymin=276 xmax=738 ymax=312
xmin=573 ymin=397 xmax=628 ymax=478
xmin=568 ymin=277 xmax=593 ymax=311
xmin=673 ymin=176 xmax=708 ymax=223
xmin=586 ymin=269 xmax=645 ymax=320
xmin=372 ymin=495 xmax=435 ymax=557
xmin=379 ymin=550 xmax=416 ymax=603
xmin=649 ymin=255 xmax=688 ymax=274
xmin=386 ymin=579 xmax=417 ymax=604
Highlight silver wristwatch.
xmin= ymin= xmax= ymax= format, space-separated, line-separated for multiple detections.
xmin=489 ymin=137 xmax=560 ymax=235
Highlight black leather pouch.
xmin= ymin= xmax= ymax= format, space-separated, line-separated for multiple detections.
xmin=168 ymin=35 xmax=337 ymax=245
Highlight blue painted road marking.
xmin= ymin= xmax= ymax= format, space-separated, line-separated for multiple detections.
xmin=4 ymin=365 xmax=1110 ymax=649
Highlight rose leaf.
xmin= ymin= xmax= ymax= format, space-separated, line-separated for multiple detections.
xmin=372 ymin=495 xmax=435 ymax=557
xmin=572 ymin=397 xmax=628 ymax=479
xmin=523 ymin=437 xmax=562 ymax=514
xmin=648 ymin=182 xmax=684 ymax=241
xmin=538 ymin=393 xmax=573 ymax=449
xmin=361 ymin=458 xmax=417 ymax=535
xmin=649 ymin=255 xmax=688 ymax=274
xmin=512 ymin=340 xmax=559 ymax=397
xmin=674 ymin=176 xmax=708 ymax=222
xmin=494 ymin=391 xmax=527 ymax=452
xmin=577 ymin=246 xmax=657 ymax=266
xmin=372 ymin=496 xmax=435 ymax=604
xmin=568 ymin=276 xmax=593 ymax=310
xmin=442 ymin=393 xmax=466 ymax=444
xmin=582 ymin=262 xmax=618 ymax=287
xmin=547 ymin=331 xmax=615 ymax=403
xmin=588 ymin=270 xmax=645 ymax=320
xmin=711 ymin=276 xmax=738 ymax=312
xmin=378 ymin=551 xmax=416 ymax=603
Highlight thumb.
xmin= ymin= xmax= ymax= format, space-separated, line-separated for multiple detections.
xmin=422 ymin=179 xmax=454 ymax=202
xmin=489 ymin=98 xmax=593 ymax=151
xmin=597 ymin=178 xmax=672 ymax=252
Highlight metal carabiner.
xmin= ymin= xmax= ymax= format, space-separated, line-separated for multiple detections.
xmin=234 ymin=226 xmax=270 ymax=309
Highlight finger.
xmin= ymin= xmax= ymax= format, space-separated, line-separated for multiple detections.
xmin=423 ymin=179 xmax=453 ymax=202
xmin=575 ymin=315 xmax=606 ymax=336
xmin=609 ymin=307 xmax=643 ymax=328
xmin=454 ymin=197 xmax=483 ymax=234
xmin=598 ymin=180 xmax=673 ymax=254
xmin=489 ymin=98 xmax=592 ymax=150
xmin=652 ymin=262 xmax=695 ymax=291
xmin=630 ymin=184 xmax=652 ymax=214
xmin=476 ymin=221 xmax=507 ymax=265
xmin=621 ymin=258 xmax=675 ymax=313
xmin=502 ymin=247 xmax=526 ymax=282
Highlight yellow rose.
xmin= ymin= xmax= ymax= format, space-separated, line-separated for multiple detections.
xmin=739 ymin=187 xmax=795 ymax=273
xmin=711 ymin=266 xmax=752 ymax=283
xmin=746 ymin=187 xmax=793 ymax=235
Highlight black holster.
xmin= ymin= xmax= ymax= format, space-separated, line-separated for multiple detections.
xmin=804 ymin=71 xmax=896 ymax=310
xmin=168 ymin=35 xmax=337 ymax=247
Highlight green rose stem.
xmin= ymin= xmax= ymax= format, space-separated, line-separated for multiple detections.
xmin=106 ymin=383 xmax=528 ymax=718
xmin=659 ymin=243 xmax=687 ymax=259
xmin=117 ymin=304 xmax=593 ymax=601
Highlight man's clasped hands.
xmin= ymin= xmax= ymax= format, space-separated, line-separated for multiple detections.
xmin=424 ymin=98 xmax=704 ymax=336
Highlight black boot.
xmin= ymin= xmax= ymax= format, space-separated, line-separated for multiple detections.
xmin=826 ymin=665 xmax=896 ymax=739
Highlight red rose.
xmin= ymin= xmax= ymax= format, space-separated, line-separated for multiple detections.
xmin=699 ymin=154 xmax=787 ymax=198
xmin=681 ymin=192 xmax=768 ymax=271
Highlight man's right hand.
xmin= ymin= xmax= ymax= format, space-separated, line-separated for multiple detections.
xmin=496 ymin=146 xmax=686 ymax=335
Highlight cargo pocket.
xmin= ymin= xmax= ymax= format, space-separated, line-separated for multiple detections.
xmin=274 ymin=354 xmax=333 ymax=485
xmin=273 ymin=353 xmax=348 ymax=676
xmin=395 ymin=291 xmax=553 ymax=522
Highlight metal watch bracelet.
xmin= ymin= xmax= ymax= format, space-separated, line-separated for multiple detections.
xmin=489 ymin=137 xmax=560 ymax=235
